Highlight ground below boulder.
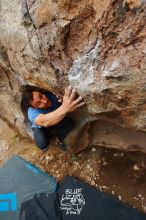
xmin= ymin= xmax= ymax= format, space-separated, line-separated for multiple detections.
xmin=0 ymin=117 xmax=146 ymax=214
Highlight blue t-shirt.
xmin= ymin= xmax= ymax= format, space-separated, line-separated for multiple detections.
xmin=28 ymin=92 xmax=59 ymax=128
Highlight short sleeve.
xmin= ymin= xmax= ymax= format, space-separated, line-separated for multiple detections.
xmin=28 ymin=108 xmax=41 ymax=125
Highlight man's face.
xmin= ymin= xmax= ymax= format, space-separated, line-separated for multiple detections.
xmin=30 ymin=91 xmax=52 ymax=109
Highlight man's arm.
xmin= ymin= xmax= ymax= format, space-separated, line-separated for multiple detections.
xmin=34 ymin=86 xmax=85 ymax=127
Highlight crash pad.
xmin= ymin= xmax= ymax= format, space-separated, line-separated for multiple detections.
xmin=20 ymin=176 xmax=146 ymax=220
xmin=0 ymin=156 xmax=57 ymax=220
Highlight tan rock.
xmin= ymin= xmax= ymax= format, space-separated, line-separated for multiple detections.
xmin=0 ymin=0 xmax=146 ymax=154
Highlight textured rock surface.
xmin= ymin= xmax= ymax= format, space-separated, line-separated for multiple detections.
xmin=0 ymin=0 xmax=146 ymax=152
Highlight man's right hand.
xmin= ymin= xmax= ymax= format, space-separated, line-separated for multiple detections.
xmin=61 ymin=86 xmax=85 ymax=113
xmin=35 ymin=86 xmax=85 ymax=127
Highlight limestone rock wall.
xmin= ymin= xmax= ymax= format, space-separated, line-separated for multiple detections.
xmin=0 ymin=0 xmax=146 ymax=152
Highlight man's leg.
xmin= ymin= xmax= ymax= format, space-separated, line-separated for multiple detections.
xmin=52 ymin=117 xmax=75 ymax=142
xmin=33 ymin=127 xmax=50 ymax=150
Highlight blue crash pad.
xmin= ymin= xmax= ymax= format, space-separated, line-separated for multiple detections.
xmin=0 ymin=156 xmax=57 ymax=220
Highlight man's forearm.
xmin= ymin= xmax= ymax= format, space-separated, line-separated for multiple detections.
xmin=35 ymin=106 xmax=68 ymax=127
xmin=34 ymin=86 xmax=85 ymax=127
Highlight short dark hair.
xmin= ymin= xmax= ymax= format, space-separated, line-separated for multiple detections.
xmin=20 ymin=89 xmax=33 ymax=117
xmin=20 ymin=85 xmax=48 ymax=118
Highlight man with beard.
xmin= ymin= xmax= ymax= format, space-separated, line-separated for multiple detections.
xmin=21 ymin=86 xmax=85 ymax=151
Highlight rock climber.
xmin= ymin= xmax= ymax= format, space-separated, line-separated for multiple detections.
xmin=20 ymin=86 xmax=85 ymax=151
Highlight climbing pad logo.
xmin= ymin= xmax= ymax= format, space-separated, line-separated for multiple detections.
xmin=0 ymin=193 xmax=17 ymax=212
xmin=60 ymin=188 xmax=85 ymax=215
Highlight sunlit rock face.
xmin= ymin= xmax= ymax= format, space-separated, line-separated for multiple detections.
xmin=0 ymin=0 xmax=146 ymax=152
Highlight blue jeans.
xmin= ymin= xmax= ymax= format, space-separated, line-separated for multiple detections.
xmin=33 ymin=117 xmax=74 ymax=149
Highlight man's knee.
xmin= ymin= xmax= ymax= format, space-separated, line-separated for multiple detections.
xmin=33 ymin=127 xmax=50 ymax=150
